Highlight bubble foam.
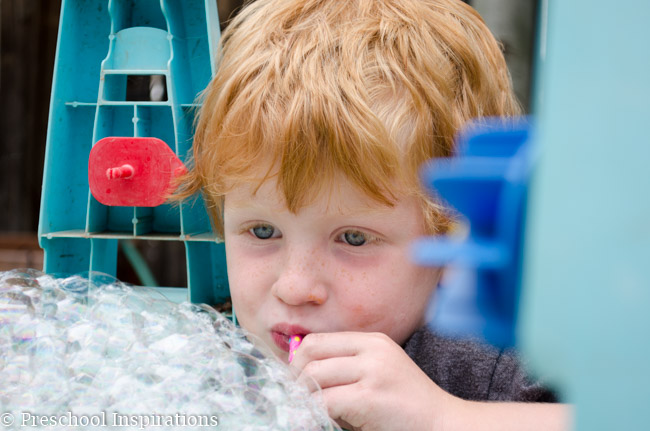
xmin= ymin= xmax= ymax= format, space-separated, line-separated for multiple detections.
xmin=0 ymin=269 xmax=338 ymax=430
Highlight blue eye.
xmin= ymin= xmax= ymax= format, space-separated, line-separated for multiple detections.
xmin=343 ymin=230 xmax=366 ymax=246
xmin=251 ymin=224 xmax=276 ymax=239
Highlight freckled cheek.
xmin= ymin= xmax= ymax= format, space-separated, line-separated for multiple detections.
xmin=333 ymin=268 xmax=386 ymax=331
xmin=332 ymin=253 xmax=423 ymax=332
xmin=339 ymin=294 xmax=389 ymax=331
xmin=226 ymin=244 xmax=276 ymax=305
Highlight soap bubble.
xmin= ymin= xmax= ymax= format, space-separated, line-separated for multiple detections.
xmin=0 ymin=269 xmax=338 ymax=431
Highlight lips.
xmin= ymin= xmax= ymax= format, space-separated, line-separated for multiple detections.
xmin=270 ymin=323 xmax=311 ymax=352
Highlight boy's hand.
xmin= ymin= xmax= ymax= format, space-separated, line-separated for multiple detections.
xmin=290 ymin=332 xmax=455 ymax=431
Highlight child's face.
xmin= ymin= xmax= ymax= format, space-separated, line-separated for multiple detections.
xmin=223 ymin=175 xmax=440 ymax=362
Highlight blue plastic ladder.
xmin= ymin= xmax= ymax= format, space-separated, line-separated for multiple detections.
xmin=38 ymin=0 xmax=228 ymax=305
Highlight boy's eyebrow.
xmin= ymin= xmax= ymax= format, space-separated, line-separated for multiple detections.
xmin=226 ymin=196 xmax=396 ymax=218
xmin=224 ymin=177 xmax=402 ymax=216
xmin=329 ymin=203 xmax=395 ymax=217
xmin=224 ymin=198 xmax=276 ymax=211
xmin=224 ymin=193 xmax=288 ymax=213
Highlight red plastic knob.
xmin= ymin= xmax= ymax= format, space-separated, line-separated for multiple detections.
xmin=106 ymin=164 xmax=135 ymax=180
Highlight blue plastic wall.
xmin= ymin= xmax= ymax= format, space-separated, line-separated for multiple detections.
xmin=519 ymin=1 xmax=650 ymax=429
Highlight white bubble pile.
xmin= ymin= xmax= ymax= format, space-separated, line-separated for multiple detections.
xmin=0 ymin=269 xmax=338 ymax=431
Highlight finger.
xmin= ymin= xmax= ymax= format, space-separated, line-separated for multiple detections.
xmin=298 ymin=355 xmax=362 ymax=390
xmin=316 ymin=382 xmax=367 ymax=430
xmin=291 ymin=332 xmax=382 ymax=369
xmin=335 ymin=418 xmax=359 ymax=431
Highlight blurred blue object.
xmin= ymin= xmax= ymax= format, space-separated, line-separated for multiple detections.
xmin=413 ymin=117 xmax=533 ymax=348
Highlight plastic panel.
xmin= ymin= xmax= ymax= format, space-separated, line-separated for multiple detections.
xmin=519 ymin=1 xmax=650 ymax=429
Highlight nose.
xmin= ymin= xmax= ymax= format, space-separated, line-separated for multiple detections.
xmin=271 ymin=246 xmax=328 ymax=306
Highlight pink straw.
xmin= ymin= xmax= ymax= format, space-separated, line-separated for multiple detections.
xmin=288 ymin=335 xmax=303 ymax=363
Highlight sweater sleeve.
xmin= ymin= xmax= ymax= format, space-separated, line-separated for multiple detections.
xmin=486 ymin=348 xmax=558 ymax=402
xmin=403 ymin=326 xmax=557 ymax=402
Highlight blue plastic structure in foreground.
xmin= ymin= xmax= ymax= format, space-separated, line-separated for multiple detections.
xmin=518 ymin=2 xmax=650 ymax=430
xmin=413 ymin=118 xmax=533 ymax=348
xmin=38 ymin=0 xmax=227 ymax=304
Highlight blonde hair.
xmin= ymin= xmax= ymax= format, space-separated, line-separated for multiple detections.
xmin=178 ymin=0 xmax=520 ymax=238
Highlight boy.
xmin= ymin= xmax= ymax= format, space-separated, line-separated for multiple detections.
xmin=179 ymin=0 xmax=570 ymax=429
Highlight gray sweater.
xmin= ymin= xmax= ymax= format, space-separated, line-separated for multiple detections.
xmin=403 ymin=327 xmax=557 ymax=402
